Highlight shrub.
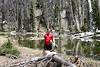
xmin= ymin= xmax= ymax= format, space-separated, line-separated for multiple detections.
xmin=0 ymin=40 xmax=20 ymax=57
xmin=1 ymin=39 xmax=12 ymax=48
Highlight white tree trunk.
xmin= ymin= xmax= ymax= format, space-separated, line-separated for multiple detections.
xmin=69 ymin=0 xmax=76 ymax=31
xmin=78 ymin=0 xmax=83 ymax=27
xmin=74 ymin=0 xmax=81 ymax=32
xmin=88 ymin=0 xmax=92 ymax=13
xmin=98 ymin=0 xmax=100 ymax=18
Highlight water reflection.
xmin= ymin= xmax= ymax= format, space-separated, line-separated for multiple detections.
xmin=63 ymin=36 xmax=100 ymax=60
xmin=19 ymin=33 xmax=100 ymax=60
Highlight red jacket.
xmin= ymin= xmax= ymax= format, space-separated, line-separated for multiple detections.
xmin=44 ymin=32 xmax=53 ymax=45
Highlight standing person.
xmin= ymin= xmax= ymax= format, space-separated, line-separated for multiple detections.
xmin=43 ymin=29 xmax=54 ymax=55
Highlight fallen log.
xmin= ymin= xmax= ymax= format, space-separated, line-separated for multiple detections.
xmin=10 ymin=51 xmax=76 ymax=67
xmin=31 ymin=51 xmax=77 ymax=67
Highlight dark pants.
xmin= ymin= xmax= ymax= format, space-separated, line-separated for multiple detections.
xmin=44 ymin=43 xmax=52 ymax=50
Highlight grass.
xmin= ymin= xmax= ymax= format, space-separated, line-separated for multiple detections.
xmin=0 ymin=39 xmax=20 ymax=57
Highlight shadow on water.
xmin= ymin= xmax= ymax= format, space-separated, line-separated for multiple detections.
xmin=19 ymin=39 xmax=44 ymax=49
xmin=63 ymin=36 xmax=100 ymax=61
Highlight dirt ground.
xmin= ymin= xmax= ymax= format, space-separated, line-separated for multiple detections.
xmin=0 ymin=36 xmax=8 ymax=47
xmin=0 ymin=36 xmax=43 ymax=66
xmin=0 ymin=45 xmax=43 ymax=66
xmin=0 ymin=36 xmax=100 ymax=67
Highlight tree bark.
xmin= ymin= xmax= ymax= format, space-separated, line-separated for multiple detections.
xmin=33 ymin=51 xmax=76 ymax=67
xmin=98 ymin=0 xmax=100 ymax=24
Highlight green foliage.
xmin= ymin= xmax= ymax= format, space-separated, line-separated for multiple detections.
xmin=82 ymin=42 xmax=91 ymax=57
xmin=96 ymin=32 xmax=100 ymax=34
xmin=0 ymin=33 xmax=5 ymax=36
xmin=0 ymin=40 xmax=20 ymax=57
xmin=10 ymin=48 xmax=20 ymax=56
xmin=64 ymin=39 xmax=75 ymax=50
xmin=81 ymin=18 xmax=88 ymax=32
xmin=2 ymin=40 xmax=12 ymax=48
xmin=93 ymin=41 xmax=100 ymax=55
xmin=81 ymin=24 xmax=88 ymax=32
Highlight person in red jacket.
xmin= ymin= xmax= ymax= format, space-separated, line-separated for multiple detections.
xmin=44 ymin=29 xmax=53 ymax=50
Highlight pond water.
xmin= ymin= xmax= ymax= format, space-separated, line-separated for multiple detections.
xmin=20 ymin=34 xmax=100 ymax=61
xmin=62 ymin=35 xmax=100 ymax=60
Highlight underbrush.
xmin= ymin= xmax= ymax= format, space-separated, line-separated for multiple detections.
xmin=0 ymin=40 xmax=20 ymax=58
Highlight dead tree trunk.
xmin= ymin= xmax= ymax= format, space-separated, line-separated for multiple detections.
xmin=10 ymin=51 xmax=76 ymax=67
xmin=1 ymin=0 xmax=5 ymax=31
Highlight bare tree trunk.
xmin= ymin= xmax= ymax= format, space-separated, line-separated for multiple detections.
xmin=98 ymin=0 xmax=100 ymax=24
xmin=88 ymin=0 xmax=94 ymax=31
xmin=1 ymin=0 xmax=5 ymax=31
xmin=73 ymin=0 xmax=81 ymax=32
xmin=81 ymin=0 xmax=85 ymax=26
xmin=69 ymin=0 xmax=75 ymax=32
xmin=78 ymin=0 xmax=82 ymax=27
xmin=58 ymin=0 xmax=62 ymax=53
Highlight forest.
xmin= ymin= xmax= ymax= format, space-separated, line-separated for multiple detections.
xmin=0 ymin=0 xmax=99 ymax=32
xmin=0 ymin=0 xmax=100 ymax=67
